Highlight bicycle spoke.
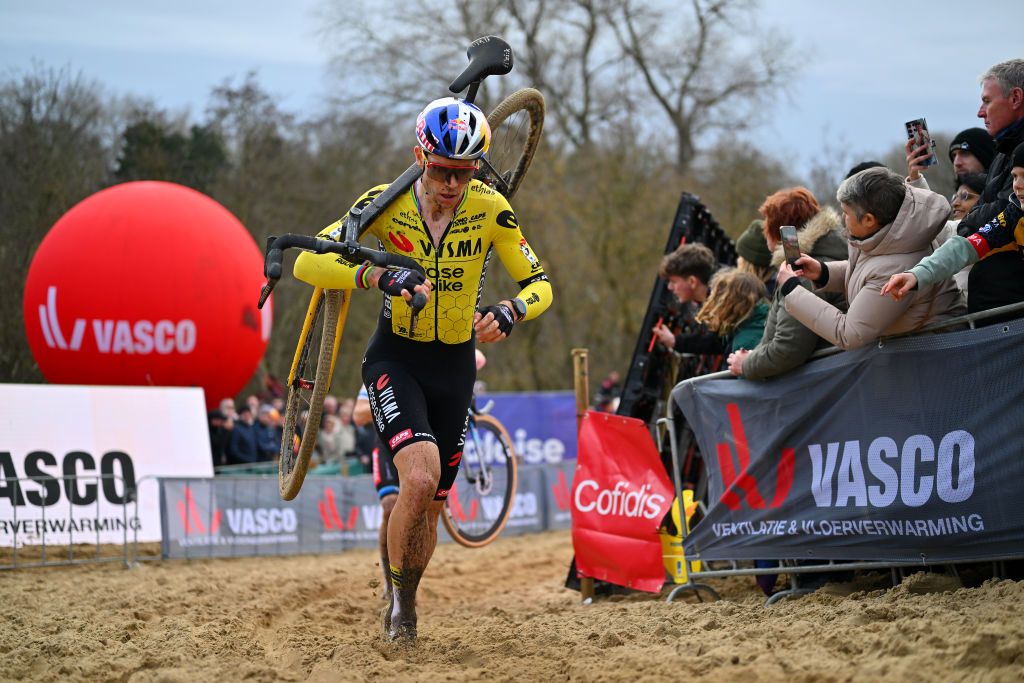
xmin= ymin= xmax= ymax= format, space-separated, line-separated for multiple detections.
xmin=442 ymin=415 xmax=518 ymax=547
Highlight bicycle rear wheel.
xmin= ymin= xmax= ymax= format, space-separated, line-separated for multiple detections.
xmin=279 ymin=288 xmax=346 ymax=501
xmin=480 ymin=87 xmax=545 ymax=199
xmin=441 ymin=414 xmax=518 ymax=547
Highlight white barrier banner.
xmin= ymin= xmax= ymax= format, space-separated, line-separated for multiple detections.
xmin=0 ymin=384 xmax=213 ymax=546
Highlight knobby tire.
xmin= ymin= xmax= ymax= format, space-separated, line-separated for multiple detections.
xmin=279 ymin=288 xmax=343 ymax=501
xmin=483 ymin=87 xmax=545 ymax=200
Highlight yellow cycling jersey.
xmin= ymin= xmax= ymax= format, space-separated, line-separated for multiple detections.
xmin=294 ymin=179 xmax=552 ymax=344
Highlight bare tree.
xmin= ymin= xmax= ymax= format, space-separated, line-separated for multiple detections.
xmin=319 ymin=0 xmax=512 ymax=117
xmin=321 ymin=0 xmax=795 ymax=172
xmin=501 ymin=0 xmax=623 ymax=150
xmin=607 ymin=0 xmax=797 ymax=172
xmin=319 ymin=0 xmax=626 ymax=150
xmin=0 ymin=65 xmax=111 ymax=382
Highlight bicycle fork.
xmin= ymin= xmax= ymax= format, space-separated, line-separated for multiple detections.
xmin=463 ymin=422 xmax=493 ymax=492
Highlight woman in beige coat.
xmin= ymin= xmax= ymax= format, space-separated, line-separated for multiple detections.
xmin=776 ymin=167 xmax=965 ymax=349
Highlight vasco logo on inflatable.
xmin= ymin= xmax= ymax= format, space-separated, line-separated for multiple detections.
xmin=37 ymin=286 xmax=196 ymax=355
xmin=23 ymin=181 xmax=270 ymax=408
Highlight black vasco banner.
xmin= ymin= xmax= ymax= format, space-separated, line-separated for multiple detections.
xmin=674 ymin=319 xmax=1024 ymax=563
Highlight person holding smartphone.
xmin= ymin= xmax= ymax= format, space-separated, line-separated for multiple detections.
xmin=727 ymin=187 xmax=847 ymax=380
xmin=906 ymin=127 xmax=996 ymax=187
xmin=883 ymin=143 xmax=1024 ymax=322
xmin=777 ymin=167 xmax=964 ymax=349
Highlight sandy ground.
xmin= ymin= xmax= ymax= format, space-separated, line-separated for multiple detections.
xmin=2 ymin=529 xmax=1023 ymax=682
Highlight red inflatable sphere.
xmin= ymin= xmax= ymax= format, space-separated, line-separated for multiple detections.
xmin=23 ymin=181 xmax=272 ymax=408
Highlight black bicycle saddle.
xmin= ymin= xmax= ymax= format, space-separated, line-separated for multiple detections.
xmin=449 ymin=35 xmax=513 ymax=94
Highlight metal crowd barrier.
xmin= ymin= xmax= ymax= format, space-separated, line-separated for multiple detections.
xmin=659 ymin=301 xmax=1024 ymax=604
xmin=158 ymin=462 xmax=575 ymax=561
xmin=2 ymin=461 xmax=577 ymax=570
xmin=0 ymin=474 xmax=135 ymax=570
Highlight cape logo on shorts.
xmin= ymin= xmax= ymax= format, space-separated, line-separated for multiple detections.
xmin=376 ymin=374 xmax=390 ymax=390
xmin=389 ymin=428 xmax=413 ymax=449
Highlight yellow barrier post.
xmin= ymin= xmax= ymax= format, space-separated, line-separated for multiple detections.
xmin=659 ymin=490 xmax=701 ymax=583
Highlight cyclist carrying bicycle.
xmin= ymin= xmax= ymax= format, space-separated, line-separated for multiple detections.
xmin=293 ymin=97 xmax=552 ymax=643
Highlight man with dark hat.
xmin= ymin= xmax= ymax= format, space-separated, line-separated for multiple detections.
xmin=948 ymin=127 xmax=997 ymax=180
xmin=906 ymin=127 xmax=996 ymax=186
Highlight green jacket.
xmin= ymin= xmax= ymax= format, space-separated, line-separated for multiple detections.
xmin=728 ymin=301 xmax=769 ymax=352
xmin=742 ymin=208 xmax=849 ymax=380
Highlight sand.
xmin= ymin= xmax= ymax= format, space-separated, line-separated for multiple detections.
xmin=1 ymin=529 xmax=1022 ymax=682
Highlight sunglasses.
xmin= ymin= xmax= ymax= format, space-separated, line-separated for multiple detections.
xmin=422 ymin=160 xmax=478 ymax=184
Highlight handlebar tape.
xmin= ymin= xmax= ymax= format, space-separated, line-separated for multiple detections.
xmin=411 ymin=291 xmax=427 ymax=314
xmin=265 ymin=248 xmax=283 ymax=280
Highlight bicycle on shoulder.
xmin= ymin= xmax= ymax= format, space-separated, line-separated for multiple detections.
xmin=256 ymin=36 xmax=546 ymax=503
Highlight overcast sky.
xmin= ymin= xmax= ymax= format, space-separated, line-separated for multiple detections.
xmin=1 ymin=0 xmax=1018 ymax=179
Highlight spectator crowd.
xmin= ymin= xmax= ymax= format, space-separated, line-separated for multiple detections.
xmin=645 ymin=58 xmax=1024 ymax=387
xmin=641 ymin=58 xmax=1024 ymax=594
xmin=207 ymin=386 xmax=374 ymax=474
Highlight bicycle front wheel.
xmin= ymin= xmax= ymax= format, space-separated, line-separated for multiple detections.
xmin=279 ymin=288 xmax=345 ymax=501
xmin=481 ymin=88 xmax=545 ymax=200
xmin=441 ymin=414 xmax=518 ymax=548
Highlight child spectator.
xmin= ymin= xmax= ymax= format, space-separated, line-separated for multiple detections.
xmin=694 ymin=268 xmax=769 ymax=353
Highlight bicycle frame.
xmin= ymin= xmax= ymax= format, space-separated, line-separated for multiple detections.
xmin=287 ymin=287 xmax=351 ymax=393
xmin=463 ymin=408 xmax=495 ymax=493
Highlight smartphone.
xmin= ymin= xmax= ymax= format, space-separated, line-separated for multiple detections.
xmin=780 ymin=225 xmax=801 ymax=268
xmin=905 ymin=117 xmax=937 ymax=167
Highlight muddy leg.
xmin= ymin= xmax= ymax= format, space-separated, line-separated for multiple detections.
xmin=386 ymin=442 xmax=441 ymax=642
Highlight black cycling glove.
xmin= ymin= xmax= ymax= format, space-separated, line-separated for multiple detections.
xmin=479 ymin=303 xmax=516 ymax=337
xmin=378 ymin=268 xmax=426 ymax=298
